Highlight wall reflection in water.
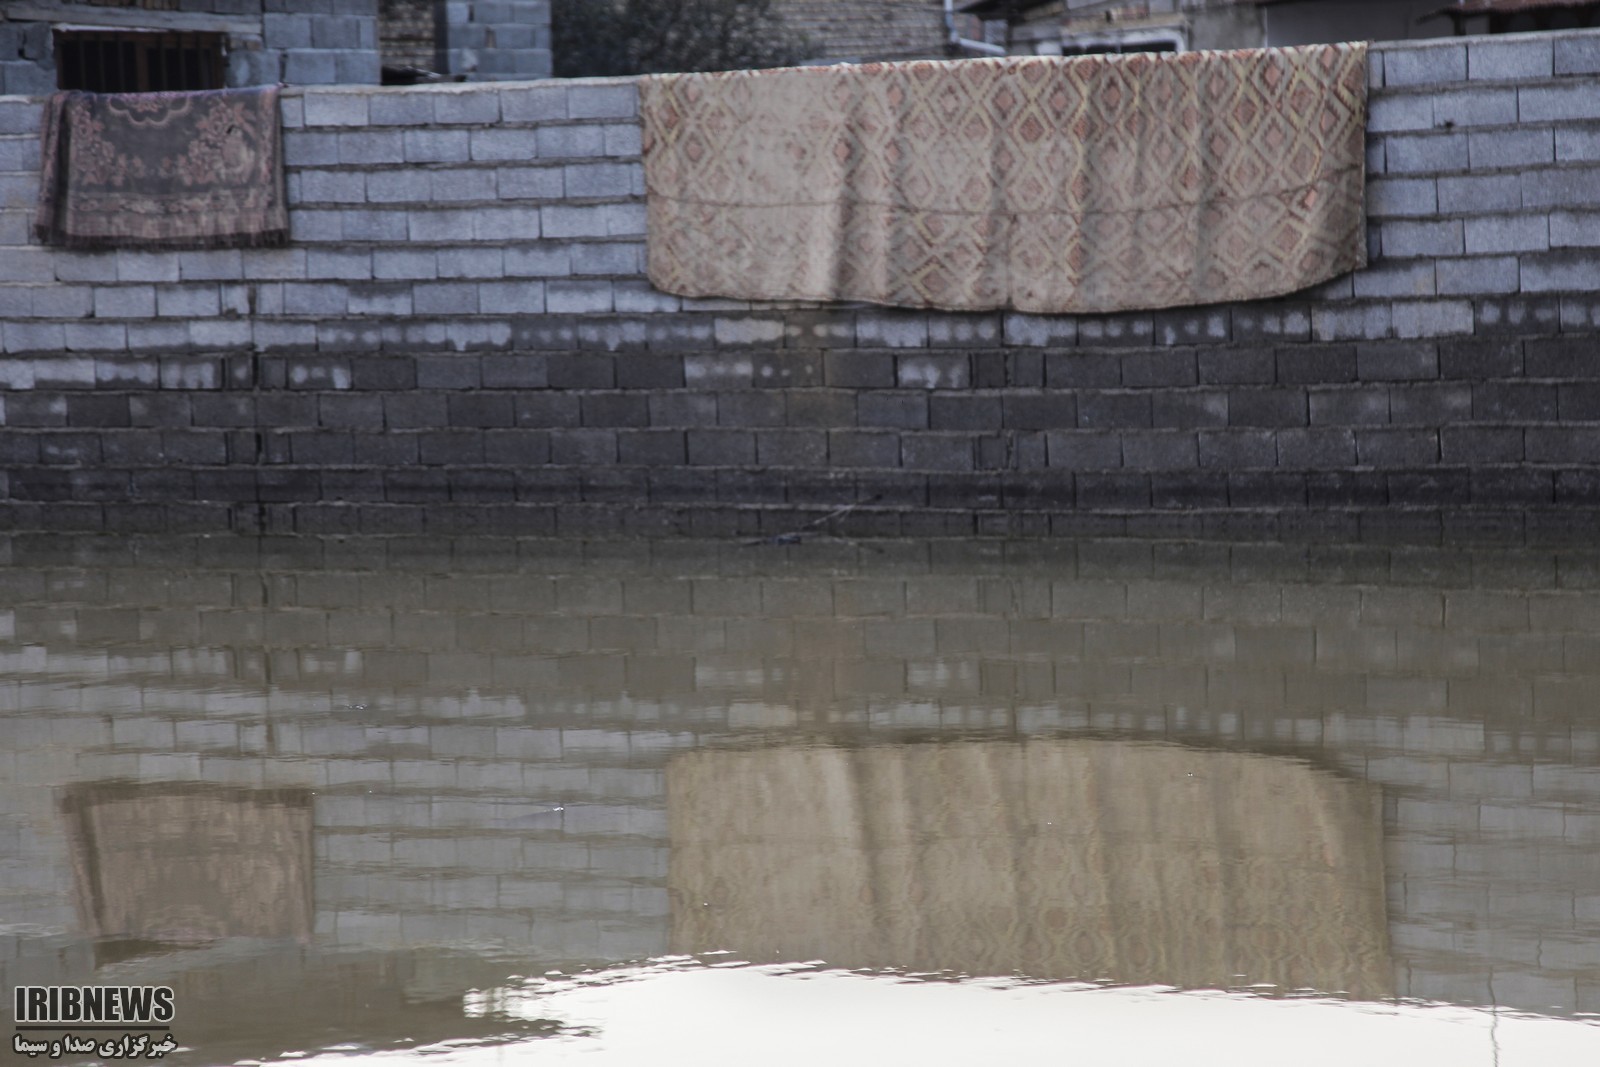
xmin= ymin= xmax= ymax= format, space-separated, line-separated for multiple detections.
xmin=1 ymin=534 xmax=1598 ymax=1063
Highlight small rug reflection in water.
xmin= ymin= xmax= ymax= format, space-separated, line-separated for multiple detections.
xmin=62 ymin=782 xmax=314 ymax=946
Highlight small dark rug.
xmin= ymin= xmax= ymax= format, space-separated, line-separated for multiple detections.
xmin=35 ymin=85 xmax=289 ymax=250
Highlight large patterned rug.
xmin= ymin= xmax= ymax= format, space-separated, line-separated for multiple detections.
xmin=35 ymin=86 xmax=288 ymax=249
xmin=640 ymin=44 xmax=1367 ymax=314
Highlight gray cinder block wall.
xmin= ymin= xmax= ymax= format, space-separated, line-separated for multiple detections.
xmin=263 ymin=0 xmax=383 ymax=87
xmin=4 ymin=31 xmax=1600 ymax=535
xmin=0 ymin=21 xmax=55 ymax=98
xmin=436 ymin=0 xmax=554 ymax=81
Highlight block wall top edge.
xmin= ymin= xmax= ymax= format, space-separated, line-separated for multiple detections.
xmin=280 ymin=42 xmax=1600 ymax=92
xmin=1369 ymin=25 xmax=1600 ymax=53
xmin=283 ymin=76 xmax=639 ymax=100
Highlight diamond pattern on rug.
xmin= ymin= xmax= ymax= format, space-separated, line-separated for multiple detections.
xmin=640 ymin=44 xmax=1367 ymax=314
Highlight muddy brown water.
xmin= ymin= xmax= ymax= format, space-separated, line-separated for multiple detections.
xmin=3 ymin=534 xmax=1599 ymax=1064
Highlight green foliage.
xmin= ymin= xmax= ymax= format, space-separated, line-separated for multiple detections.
xmin=553 ymin=0 xmax=811 ymax=78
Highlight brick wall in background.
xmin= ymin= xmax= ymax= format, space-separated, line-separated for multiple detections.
xmin=380 ymin=0 xmax=438 ymax=72
xmin=4 ymin=31 xmax=1600 ymax=534
xmin=773 ymin=0 xmax=950 ymax=62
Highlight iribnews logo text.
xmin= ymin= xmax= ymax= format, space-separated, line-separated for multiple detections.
xmin=13 ymin=987 xmax=176 ymax=1027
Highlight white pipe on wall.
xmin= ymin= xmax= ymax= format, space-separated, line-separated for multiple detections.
xmin=943 ymin=0 xmax=1009 ymax=56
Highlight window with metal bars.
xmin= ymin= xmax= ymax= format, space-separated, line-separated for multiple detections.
xmin=54 ymin=29 xmax=226 ymax=93
xmin=1059 ymin=41 xmax=1178 ymax=56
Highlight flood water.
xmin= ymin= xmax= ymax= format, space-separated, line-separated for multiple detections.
xmin=3 ymin=533 xmax=1600 ymax=1065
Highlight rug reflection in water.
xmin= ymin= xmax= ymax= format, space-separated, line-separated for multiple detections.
xmin=668 ymin=740 xmax=1389 ymax=998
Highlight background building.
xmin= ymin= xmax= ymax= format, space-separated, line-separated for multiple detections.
xmin=0 ymin=0 xmax=551 ymax=96
xmin=955 ymin=0 xmax=1600 ymax=57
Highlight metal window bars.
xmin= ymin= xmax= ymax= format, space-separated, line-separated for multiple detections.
xmin=54 ymin=29 xmax=226 ymax=94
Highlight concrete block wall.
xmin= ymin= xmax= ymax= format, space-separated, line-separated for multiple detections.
xmin=2 ymin=534 xmax=1600 ymax=1014
xmin=262 ymin=0 xmax=383 ymax=87
xmin=437 ymin=0 xmax=553 ymax=81
xmin=0 ymin=21 xmax=55 ymax=97
xmin=5 ymin=31 xmax=1600 ymax=532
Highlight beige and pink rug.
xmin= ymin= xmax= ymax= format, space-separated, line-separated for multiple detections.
xmin=641 ymin=44 xmax=1367 ymax=314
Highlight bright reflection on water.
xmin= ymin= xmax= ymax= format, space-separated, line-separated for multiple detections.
xmin=4 ymin=533 xmax=1600 ymax=1064
xmin=452 ymin=960 xmax=1600 ymax=1067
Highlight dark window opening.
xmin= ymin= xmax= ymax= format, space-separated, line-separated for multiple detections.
xmin=1487 ymin=8 xmax=1600 ymax=32
xmin=54 ymin=30 xmax=226 ymax=93
xmin=1432 ymin=0 xmax=1600 ymax=35
xmin=1060 ymin=40 xmax=1179 ymax=57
